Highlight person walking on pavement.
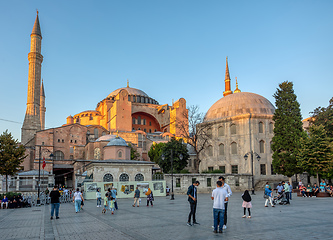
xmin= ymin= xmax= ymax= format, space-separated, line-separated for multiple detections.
xmin=111 ymin=187 xmax=118 ymax=210
xmin=219 ymin=176 xmax=232 ymax=230
xmin=73 ymin=188 xmax=84 ymax=213
xmin=96 ymin=188 xmax=102 ymax=207
xmin=50 ymin=185 xmax=61 ymax=219
xmin=264 ymin=185 xmax=274 ymax=207
xmin=211 ymin=181 xmax=228 ymax=233
xmin=187 ymin=180 xmax=200 ymax=226
xmin=133 ymin=186 xmax=140 ymax=207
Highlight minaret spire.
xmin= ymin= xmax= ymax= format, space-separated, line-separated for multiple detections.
xmin=223 ymin=56 xmax=233 ymax=97
xmin=234 ymin=77 xmax=241 ymax=93
xmin=127 ymin=79 xmax=129 ymax=88
xmin=40 ymin=79 xmax=46 ymax=130
xmin=21 ymin=12 xmax=44 ymax=144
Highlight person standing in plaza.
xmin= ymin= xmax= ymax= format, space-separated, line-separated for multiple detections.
xmin=187 ymin=180 xmax=200 ymax=226
xmin=211 ymin=180 xmax=228 ymax=233
xmin=146 ymin=188 xmax=154 ymax=206
xmin=73 ymin=188 xmax=84 ymax=213
xmin=50 ymin=186 xmax=61 ymax=219
xmin=283 ymin=181 xmax=290 ymax=204
xmin=96 ymin=188 xmax=102 ymax=207
xmin=111 ymin=187 xmax=118 ymax=210
xmin=133 ymin=186 xmax=140 ymax=207
xmin=219 ymin=176 xmax=232 ymax=229
xmin=241 ymin=190 xmax=252 ymax=218
xmin=264 ymin=185 xmax=274 ymax=207
xmin=288 ymin=182 xmax=293 ymax=200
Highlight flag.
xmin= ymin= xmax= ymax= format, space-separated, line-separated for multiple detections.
xmin=42 ymin=157 xmax=46 ymax=169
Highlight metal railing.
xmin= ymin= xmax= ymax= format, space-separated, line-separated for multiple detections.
xmin=22 ymin=192 xmax=75 ymax=207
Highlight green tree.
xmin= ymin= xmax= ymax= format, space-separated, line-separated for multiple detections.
xmin=159 ymin=138 xmax=189 ymax=173
xmin=297 ymin=125 xmax=333 ymax=184
xmin=310 ymin=97 xmax=333 ymax=139
xmin=271 ymin=81 xmax=306 ymax=177
xmin=128 ymin=143 xmax=140 ymax=160
xmin=0 ymin=130 xmax=26 ymax=193
xmin=148 ymin=142 xmax=165 ymax=164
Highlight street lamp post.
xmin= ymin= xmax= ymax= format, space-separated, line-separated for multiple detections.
xmin=37 ymin=146 xmax=53 ymax=206
xmin=162 ymin=149 xmax=183 ymax=200
xmin=244 ymin=151 xmax=261 ymax=195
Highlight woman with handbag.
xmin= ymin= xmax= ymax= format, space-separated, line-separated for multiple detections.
xmin=264 ymin=185 xmax=274 ymax=207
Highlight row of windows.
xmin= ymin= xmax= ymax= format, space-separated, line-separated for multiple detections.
xmin=208 ymin=122 xmax=274 ymax=137
xmin=205 ymin=164 xmax=277 ymax=176
xmin=103 ymin=173 xmax=144 ymax=182
xmin=207 ymin=140 xmax=271 ymax=156
xmin=133 ymin=117 xmax=152 ymax=126
xmin=57 ymin=139 xmax=78 ymax=143
xmin=128 ymin=95 xmax=158 ymax=105
xmin=132 ymin=128 xmax=157 ymax=133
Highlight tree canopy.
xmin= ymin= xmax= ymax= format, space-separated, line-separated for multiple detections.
xmin=128 ymin=143 xmax=140 ymax=160
xmin=310 ymin=97 xmax=333 ymax=139
xmin=297 ymin=124 xmax=333 ymax=182
xmin=148 ymin=142 xmax=165 ymax=165
xmin=159 ymin=138 xmax=189 ymax=173
xmin=0 ymin=130 xmax=26 ymax=193
xmin=271 ymin=81 xmax=306 ymax=177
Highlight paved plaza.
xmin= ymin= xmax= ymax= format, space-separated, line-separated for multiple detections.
xmin=0 ymin=192 xmax=332 ymax=240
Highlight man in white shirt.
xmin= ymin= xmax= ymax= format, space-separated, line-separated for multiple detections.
xmin=219 ymin=176 xmax=232 ymax=229
xmin=211 ymin=181 xmax=228 ymax=233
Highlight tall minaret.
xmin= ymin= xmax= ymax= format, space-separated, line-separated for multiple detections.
xmin=40 ymin=79 xmax=46 ymax=130
xmin=223 ymin=57 xmax=233 ymax=97
xmin=21 ymin=12 xmax=43 ymax=145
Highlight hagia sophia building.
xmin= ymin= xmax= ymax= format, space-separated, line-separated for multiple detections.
xmin=19 ymin=13 xmax=287 ymax=190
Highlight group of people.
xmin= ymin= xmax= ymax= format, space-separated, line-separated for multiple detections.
xmin=0 ymin=194 xmax=29 ymax=209
xmin=187 ymin=176 xmax=232 ymax=234
xmin=299 ymin=180 xmax=333 ymax=197
xmin=264 ymin=181 xmax=292 ymax=207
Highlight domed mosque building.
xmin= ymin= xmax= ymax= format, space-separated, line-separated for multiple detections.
xmin=198 ymin=58 xmax=284 ymax=188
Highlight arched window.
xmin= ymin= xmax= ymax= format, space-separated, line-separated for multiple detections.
xmin=137 ymin=96 xmax=141 ymax=103
xmin=87 ymin=130 xmax=90 ymax=135
xmin=133 ymin=95 xmax=136 ymax=102
xmin=103 ymin=173 xmax=113 ymax=182
xmin=128 ymin=95 xmax=131 ymax=101
xmin=133 ymin=118 xmax=136 ymax=125
xmin=219 ymin=144 xmax=225 ymax=155
xmin=231 ymin=142 xmax=237 ymax=154
xmin=259 ymin=122 xmax=264 ymax=133
xmin=207 ymin=128 xmax=212 ymax=137
xmin=118 ymin=150 xmax=123 ymax=159
xmin=143 ymin=119 xmax=146 ymax=125
xmin=141 ymin=96 xmax=145 ymax=103
xmin=135 ymin=173 xmax=144 ymax=181
xmin=218 ymin=126 xmax=225 ymax=136
xmin=269 ymin=122 xmax=274 ymax=133
xmin=270 ymin=141 xmax=273 ymax=153
xmin=94 ymin=128 xmax=98 ymax=138
xmin=138 ymin=116 xmax=141 ymax=125
xmin=54 ymin=150 xmax=64 ymax=160
xmin=259 ymin=140 xmax=265 ymax=153
xmin=230 ymin=124 xmax=236 ymax=135
xmin=119 ymin=173 xmax=129 ymax=182
xmin=207 ymin=145 xmax=213 ymax=156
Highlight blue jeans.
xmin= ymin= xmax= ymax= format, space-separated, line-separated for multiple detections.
xmin=97 ymin=197 xmax=101 ymax=206
xmin=75 ymin=200 xmax=81 ymax=212
xmin=51 ymin=203 xmax=60 ymax=217
xmin=289 ymin=192 xmax=292 ymax=200
xmin=213 ymin=208 xmax=225 ymax=231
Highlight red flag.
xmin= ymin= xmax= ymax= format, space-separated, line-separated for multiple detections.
xmin=42 ymin=157 xmax=46 ymax=169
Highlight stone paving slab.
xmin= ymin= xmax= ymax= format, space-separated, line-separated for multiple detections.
xmin=0 ymin=192 xmax=333 ymax=239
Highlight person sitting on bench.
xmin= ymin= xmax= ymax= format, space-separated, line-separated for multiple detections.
xmin=1 ymin=195 xmax=8 ymax=209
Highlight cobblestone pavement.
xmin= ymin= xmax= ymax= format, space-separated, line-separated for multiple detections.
xmin=0 ymin=192 xmax=333 ymax=240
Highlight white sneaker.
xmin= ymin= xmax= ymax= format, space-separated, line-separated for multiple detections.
xmin=223 ymin=225 xmax=227 ymax=229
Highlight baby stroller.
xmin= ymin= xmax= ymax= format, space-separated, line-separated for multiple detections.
xmin=272 ymin=191 xmax=288 ymax=205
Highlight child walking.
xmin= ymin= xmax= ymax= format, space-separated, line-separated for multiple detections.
xmin=109 ymin=197 xmax=115 ymax=214
xmin=241 ymin=190 xmax=252 ymax=218
xmin=102 ymin=193 xmax=108 ymax=214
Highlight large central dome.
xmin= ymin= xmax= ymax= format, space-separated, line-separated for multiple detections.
xmin=107 ymin=87 xmax=149 ymax=98
xmin=204 ymin=92 xmax=275 ymax=122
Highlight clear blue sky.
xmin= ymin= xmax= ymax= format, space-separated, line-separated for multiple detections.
xmin=1 ymin=0 xmax=332 ymax=141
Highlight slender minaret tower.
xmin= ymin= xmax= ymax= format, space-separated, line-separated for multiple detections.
xmin=223 ymin=57 xmax=233 ymax=97
xmin=21 ymin=11 xmax=43 ymax=145
xmin=40 ymin=79 xmax=46 ymax=130
xmin=234 ymin=77 xmax=241 ymax=93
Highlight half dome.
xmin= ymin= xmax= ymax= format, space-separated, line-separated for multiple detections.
xmin=204 ymin=92 xmax=275 ymax=122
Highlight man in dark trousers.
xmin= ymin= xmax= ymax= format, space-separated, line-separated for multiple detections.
xmin=50 ymin=186 xmax=61 ymax=219
xmin=187 ymin=180 xmax=200 ymax=226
